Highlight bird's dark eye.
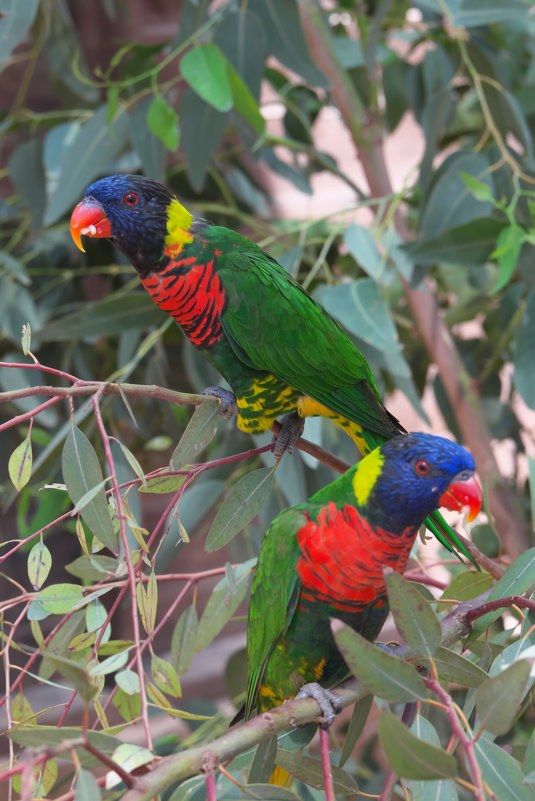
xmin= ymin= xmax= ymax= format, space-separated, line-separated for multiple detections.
xmin=125 ymin=193 xmax=138 ymax=206
xmin=416 ymin=460 xmax=429 ymax=475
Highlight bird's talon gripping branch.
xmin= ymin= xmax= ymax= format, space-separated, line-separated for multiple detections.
xmin=202 ymin=386 xmax=238 ymax=421
xmin=273 ymin=411 xmax=305 ymax=458
xmin=295 ymin=683 xmax=343 ymax=730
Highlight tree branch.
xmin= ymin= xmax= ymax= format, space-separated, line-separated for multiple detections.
xmin=297 ymin=0 xmax=529 ymax=557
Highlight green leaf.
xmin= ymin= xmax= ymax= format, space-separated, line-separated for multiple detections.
xmin=44 ymin=105 xmax=129 ymax=225
xmin=418 ymin=646 xmax=488 ymax=689
xmin=514 ymin=288 xmax=535 ymax=409
xmin=137 ymin=571 xmax=157 ymax=635
xmin=419 ymin=154 xmax=494 ymax=239
xmin=171 ymin=604 xmax=198 ymax=676
xmin=344 ymin=224 xmax=384 ymax=282
xmin=460 ymin=171 xmax=494 ymax=203
xmin=475 ymin=661 xmax=532 ymax=735
xmin=332 ymin=620 xmax=428 ymax=702
xmin=39 ymin=652 xmax=101 ymax=702
xmin=37 ymin=583 xmax=84 ymax=614
xmin=317 ymin=279 xmax=401 ymax=351
xmin=139 ymin=473 xmax=187 ymax=495
xmin=242 ymin=785 xmax=301 ymax=801
xmin=450 ymin=0 xmax=529 ymax=27
xmin=180 ymin=44 xmax=233 ymax=111
xmin=214 ymin=8 xmax=266 ymax=98
xmin=27 ymin=542 xmax=52 ymax=590
xmin=405 ymin=717 xmax=459 ymax=801
xmin=107 ymin=744 xmax=153 ymax=787
xmin=8 ymin=138 xmax=46 ymax=227
xmin=8 ymin=430 xmax=32 ymax=491
xmin=171 ymin=400 xmax=221 ymax=470
xmin=147 ymin=95 xmax=180 ymax=150
xmin=490 ymin=225 xmax=526 ymax=294
xmin=378 ymin=710 xmax=457 ymax=779
xmin=40 ymin=293 xmax=165 ymax=342
xmin=195 ymin=561 xmax=254 ymax=651
xmin=74 ymin=769 xmax=102 ymax=801
xmin=70 ymin=478 xmax=109 ymax=516
xmin=66 ymin=554 xmax=119 ymax=582
xmin=440 ymin=570 xmax=494 ymax=603
xmin=115 ymin=440 xmax=147 ymax=489
xmin=251 ymin=0 xmax=326 ymax=87
xmin=474 ymin=548 xmax=535 ymax=629
xmin=385 ymin=571 xmax=442 ymax=658
xmin=113 ymin=687 xmax=141 ymax=722
xmin=248 ymin=737 xmax=277 ymax=784
xmin=180 ymin=87 xmax=228 ymax=192
xmin=205 ymin=466 xmax=275 ymax=551
xmin=9 ymin=725 xmax=120 ymax=753
xmin=62 ymin=424 xmax=117 ymax=552
xmin=227 ymin=62 xmax=265 ymax=136
xmin=151 ymin=655 xmax=181 ymax=698
xmin=90 ymin=650 xmax=129 ymax=677
xmin=402 ymin=218 xmax=508 ymax=267
xmin=475 ymin=738 xmax=533 ymax=801
xmin=339 ymin=694 xmax=373 ymax=767
xmin=129 ymin=99 xmax=166 ymax=182
xmin=275 ymin=749 xmax=359 ymax=794
xmin=115 ymin=669 xmax=140 ymax=695
xmin=0 ymin=0 xmax=39 ymax=68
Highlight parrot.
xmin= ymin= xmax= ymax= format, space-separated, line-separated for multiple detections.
xmin=237 ymin=432 xmax=481 ymax=729
xmin=69 ymin=174 xmax=477 ymax=565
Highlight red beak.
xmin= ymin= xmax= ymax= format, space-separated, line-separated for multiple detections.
xmin=70 ymin=198 xmax=112 ymax=252
xmin=439 ymin=474 xmax=482 ymax=523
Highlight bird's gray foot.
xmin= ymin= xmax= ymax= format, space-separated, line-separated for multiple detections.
xmin=295 ymin=683 xmax=342 ymax=730
xmin=273 ymin=411 xmax=305 ymax=458
xmin=202 ymin=386 xmax=237 ymax=421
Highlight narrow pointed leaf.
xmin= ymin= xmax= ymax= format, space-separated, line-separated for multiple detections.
xmin=339 ymin=694 xmax=373 ymax=767
xmin=275 ymin=749 xmax=359 ymax=794
xmin=8 ymin=432 xmax=32 ymax=491
xmin=170 ymin=400 xmax=221 ymax=469
xmin=62 ymin=425 xmax=116 ymax=552
xmin=248 ymin=737 xmax=277 ymax=784
xmin=474 ymin=548 xmax=535 ymax=629
xmin=475 ymin=660 xmax=531 ymax=735
xmin=332 ymin=620 xmax=427 ymax=702
xmin=474 ymin=738 xmax=533 ymax=801
xmin=139 ymin=473 xmax=188 ymax=494
xmin=171 ymin=604 xmax=198 ymax=676
xmin=74 ymin=770 xmax=102 ymax=801
xmin=378 ymin=710 xmax=457 ymax=779
xmin=180 ymin=44 xmax=233 ymax=111
xmin=418 ymin=646 xmax=488 ymax=688
xmin=385 ymin=571 xmax=442 ymax=657
xmin=205 ymin=466 xmax=275 ymax=551
xmin=27 ymin=542 xmax=52 ymax=590
xmin=195 ymin=561 xmax=255 ymax=651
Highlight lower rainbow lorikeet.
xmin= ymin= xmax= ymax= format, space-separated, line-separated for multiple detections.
xmin=237 ymin=433 xmax=481 ymax=728
xmin=69 ymin=175 xmax=476 ymax=564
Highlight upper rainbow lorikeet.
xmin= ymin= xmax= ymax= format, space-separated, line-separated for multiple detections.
xmin=69 ymin=175 xmax=476 ymax=564
xmin=237 ymin=432 xmax=481 ymax=728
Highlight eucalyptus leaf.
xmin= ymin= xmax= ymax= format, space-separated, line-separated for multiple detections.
xmin=385 ymin=571 xmax=442 ymax=658
xmin=378 ymin=710 xmax=457 ymax=779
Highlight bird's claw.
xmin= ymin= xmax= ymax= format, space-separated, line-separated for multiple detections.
xmin=202 ymin=386 xmax=237 ymax=420
xmin=273 ymin=411 xmax=305 ymax=459
xmin=295 ymin=683 xmax=342 ymax=730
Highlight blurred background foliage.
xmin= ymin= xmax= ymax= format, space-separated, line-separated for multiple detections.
xmin=2 ymin=0 xmax=535 ymax=556
xmin=2 ymin=0 xmax=535 ymax=797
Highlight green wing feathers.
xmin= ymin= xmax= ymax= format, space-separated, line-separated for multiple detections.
xmin=244 ymin=508 xmax=307 ymax=719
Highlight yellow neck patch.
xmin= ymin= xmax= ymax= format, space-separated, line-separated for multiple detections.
xmin=352 ymin=447 xmax=383 ymax=506
xmin=164 ymin=198 xmax=194 ymax=254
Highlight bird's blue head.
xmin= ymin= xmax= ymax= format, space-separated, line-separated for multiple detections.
xmin=352 ymin=432 xmax=481 ymax=533
xmin=70 ymin=174 xmax=187 ymax=274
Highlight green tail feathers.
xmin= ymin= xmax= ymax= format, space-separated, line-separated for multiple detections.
xmin=426 ymin=510 xmax=479 ymax=570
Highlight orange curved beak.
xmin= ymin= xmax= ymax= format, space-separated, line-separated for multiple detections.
xmin=439 ymin=474 xmax=482 ymax=523
xmin=70 ymin=198 xmax=112 ymax=252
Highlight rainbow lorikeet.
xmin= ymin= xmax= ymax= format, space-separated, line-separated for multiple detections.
xmin=238 ymin=432 xmax=481 ymax=726
xmin=69 ymin=175 xmax=475 ymax=564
